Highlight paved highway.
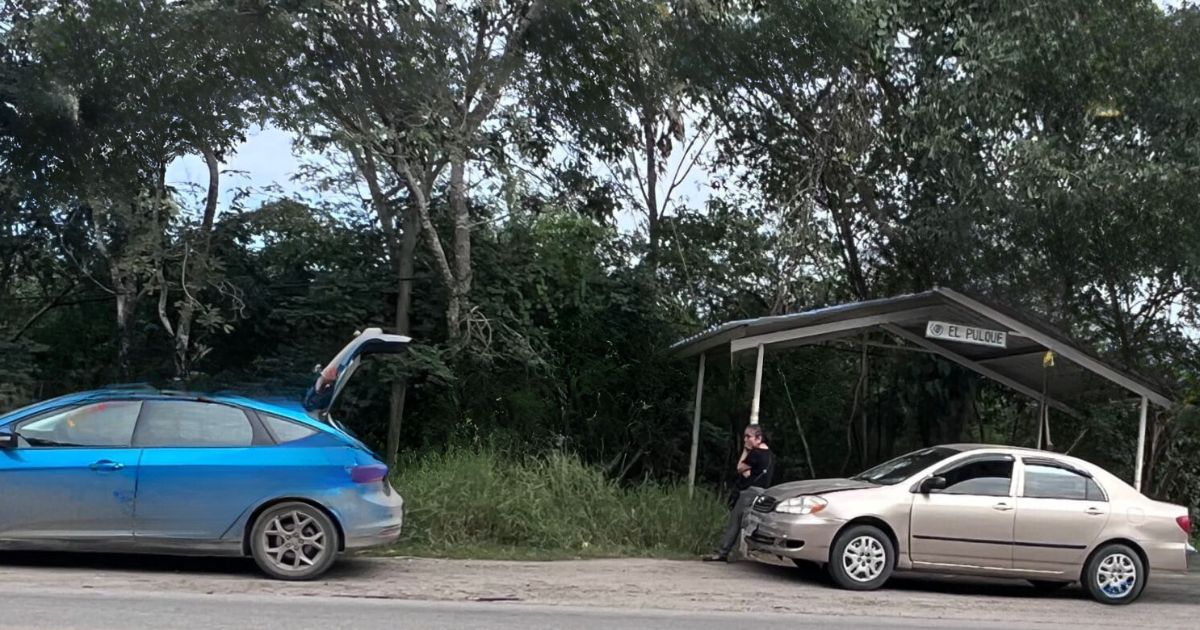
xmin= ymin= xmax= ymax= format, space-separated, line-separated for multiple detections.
xmin=0 ymin=552 xmax=1192 ymax=629
xmin=0 ymin=589 xmax=1089 ymax=630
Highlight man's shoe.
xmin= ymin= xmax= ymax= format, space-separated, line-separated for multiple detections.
xmin=701 ymin=553 xmax=728 ymax=562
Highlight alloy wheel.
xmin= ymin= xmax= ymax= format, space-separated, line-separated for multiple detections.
xmin=841 ymin=535 xmax=887 ymax=583
xmin=1095 ymin=553 xmax=1137 ymax=599
xmin=260 ymin=509 xmax=328 ymax=574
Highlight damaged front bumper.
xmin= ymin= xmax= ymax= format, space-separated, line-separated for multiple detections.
xmin=741 ymin=508 xmax=845 ymax=567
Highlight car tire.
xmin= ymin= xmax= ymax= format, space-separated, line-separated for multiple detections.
xmin=1082 ymin=543 xmax=1146 ymax=605
xmin=250 ymin=502 xmax=340 ymax=581
xmin=827 ymin=524 xmax=895 ymax=591
xmin=1028 ymin=579 xmax=1070 ymax=593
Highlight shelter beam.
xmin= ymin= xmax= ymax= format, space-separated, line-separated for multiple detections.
xmin=940 ymin=289 xmax=1172 ymax=408
xmin=729 ymin=307 xmax=944 ymax=355
xmin=882 ymin=324 xmax=1082 ymax=419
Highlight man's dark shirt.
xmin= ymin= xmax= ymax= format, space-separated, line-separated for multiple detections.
xmin=735 ymin=447 xmax=773 ymax=491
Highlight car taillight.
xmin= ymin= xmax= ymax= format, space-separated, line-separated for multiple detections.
xmin=350 ymin=464 xmax=388 ymax=484
xmin=1177 ymin=515 xmax=1192 ymax=536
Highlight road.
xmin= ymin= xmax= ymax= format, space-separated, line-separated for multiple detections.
xmin=0 ymin=552 xmax=1194 ymax=629
xmin=0 ymin=590 xmax=1108 ymax=630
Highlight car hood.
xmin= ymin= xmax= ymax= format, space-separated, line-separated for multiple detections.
xmin=765 ymin=478 xmax=878 ymax=499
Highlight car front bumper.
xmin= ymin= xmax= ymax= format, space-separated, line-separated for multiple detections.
xmin=741 ymin=508 xmax=846 ymax=566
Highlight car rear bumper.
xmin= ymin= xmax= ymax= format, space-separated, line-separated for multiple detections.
xmin=741 ymin=509 xmax=844 ymax=566
xmin=340 ymin=484 xmax=405 ymax=550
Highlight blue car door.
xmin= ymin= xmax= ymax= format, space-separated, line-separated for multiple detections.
xmin=131 ymin=399 xmax=282 ymax=543
xmin=0 ymin=400 xmax=141 ymax=541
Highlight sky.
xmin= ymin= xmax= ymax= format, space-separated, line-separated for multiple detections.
xmin=165 ymin=122 xmax=713 ymax=236
xmin=165 ymin=124 xmax=308 ymax=212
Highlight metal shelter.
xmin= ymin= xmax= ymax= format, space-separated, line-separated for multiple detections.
xmin=671 ymin=288 xmax=1173 ymax=494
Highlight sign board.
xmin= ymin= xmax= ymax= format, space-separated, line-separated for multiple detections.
xmin=925 ymin=320 xmax=1008 ymax=348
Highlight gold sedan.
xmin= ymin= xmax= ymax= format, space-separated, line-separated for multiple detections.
xmin=742 ymin=444 xmax=1193 ymax=604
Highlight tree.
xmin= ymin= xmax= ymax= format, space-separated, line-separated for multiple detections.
xmin=4 ymin=0 xmax=282 ymax=378
xmin=529 ymin=0 xmax=712 ymax=271
xmin=284 ymin=0 xmax=547 ymax=467
xmin=288 ymin=0 xmax=546 ymax=342
xmin=694 ymin=0 xmax=1200 ymax=460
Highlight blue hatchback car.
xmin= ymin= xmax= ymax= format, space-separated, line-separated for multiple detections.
xmin=0 ymin=328 xmax=409 ymax=580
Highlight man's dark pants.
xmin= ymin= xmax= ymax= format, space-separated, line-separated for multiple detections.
xmin=717 ymin=487 xmax=762 ymax=557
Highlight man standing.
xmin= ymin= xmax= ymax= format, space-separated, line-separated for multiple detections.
xmin=704 ymin=425 xmax=773 ymax=562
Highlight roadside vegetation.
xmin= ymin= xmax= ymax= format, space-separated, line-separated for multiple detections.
xmin=384 ymin=449 xmax=726 ymax=559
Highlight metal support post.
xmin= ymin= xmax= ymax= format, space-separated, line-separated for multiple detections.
xmin=687 ymin=354 xmax=706 ymax=499
xmin=749 ymin=344 xmax=765 ymax=425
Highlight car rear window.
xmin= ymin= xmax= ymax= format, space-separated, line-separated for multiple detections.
xmin=134 ymin=400 xmax=254 ymax=447
xmin=1023 ymin=464 xmax=1106 ymax=501
xmin=260 ymin=413 xmax=319 ymax=444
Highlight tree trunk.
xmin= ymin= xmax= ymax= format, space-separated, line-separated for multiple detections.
xmin=396 ymin=203 xmax=421 ymax=335
xmin=1010 ymin=399 xmax=1025 ymax=445
xmin=358 ymin=148 xmax=421 ymax=470
xmin=393 ymin=158 xmax=459 ymax=343
xmin=171 ymin=147 xmax=220 ymax=380
xmin=446 ymin=153 xmax=472 ymax=341
xmin=778 ymin=367 xmax=816 ymax=478
xmin=860 ymin=340 xmax=870 ymax=469
xmin=840 ymin=346 xmax=869 ymax=475
xmin=114 ymin=279 xmax=137 ymax=381
xmin=832 ymin=202 xmax=869 ymax=300
xmin=642 ymin=113 xmax=660 ymax=269
xmin=386 ymin=203 xmax=422 ymax=469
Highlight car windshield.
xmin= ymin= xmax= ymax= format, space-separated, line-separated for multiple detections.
xmin=852 ymin=446 xmax=962 ymax=485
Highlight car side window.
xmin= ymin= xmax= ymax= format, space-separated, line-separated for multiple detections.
xmin=260 ymin=413 xmax=319 ymax=444
xmin=134 ymin=400 xmax=254 ymax=448
xmin=15 ymin=401 xmax=141 ymax=448
xmin=1022 ymin=464 xmax=1106 ymax=501
xmin=939 ymin=458 xmax=1014 ymax=497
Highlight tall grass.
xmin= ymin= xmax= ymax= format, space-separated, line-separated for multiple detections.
xmin=388 ymin=449 xmax=726 ymax=559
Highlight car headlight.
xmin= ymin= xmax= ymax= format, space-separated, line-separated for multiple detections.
xmin=774 ymin=495 xmax=828 ymax=515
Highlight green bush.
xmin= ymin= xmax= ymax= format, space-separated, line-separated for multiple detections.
xmin=387 ymin=448 xmax=726 ymax=559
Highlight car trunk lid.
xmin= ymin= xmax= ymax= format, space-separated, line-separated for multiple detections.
xmin=303 ymin=327 xmax=411 ymax=418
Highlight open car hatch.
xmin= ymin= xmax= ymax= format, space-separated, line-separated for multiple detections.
xmin=303 ymin=327 xmax=411 ymax=417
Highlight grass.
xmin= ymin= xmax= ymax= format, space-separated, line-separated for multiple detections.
xmin=380 ymin=448 xmax=726 ymax=560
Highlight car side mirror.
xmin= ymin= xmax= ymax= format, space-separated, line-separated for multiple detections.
xmin=0 ymin=430 xmax=18 ymax=449
xmin=919 ymin=476 xmax=947 ymax=494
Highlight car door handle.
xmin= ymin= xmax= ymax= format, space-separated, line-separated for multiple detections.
xmin=992 ymin=502 xmax=1014 ymax=512
xmin=1085 ymin=507 xmax=1105 ymax=516
xmin=89 ymin=460 xmax=125 ymax=472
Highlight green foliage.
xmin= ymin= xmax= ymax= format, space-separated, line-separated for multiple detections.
xmin=389 ymin=448 xmax=725 ymax=558
xmin=2 ymin=0 xmax=1200 ymax=544
xmin=0 ymin=339 xmax=43 ymax=410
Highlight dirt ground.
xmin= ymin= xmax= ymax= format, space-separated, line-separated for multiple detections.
xmin=0 ymin=552 xmax=1195 ymax=627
